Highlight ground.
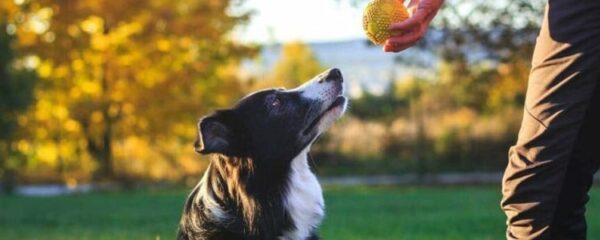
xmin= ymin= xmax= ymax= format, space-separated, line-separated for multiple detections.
xmin=2 ymin=186 xmax=600 ymax=240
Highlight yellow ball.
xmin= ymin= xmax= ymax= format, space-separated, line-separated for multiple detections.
xmin=362 ymin=0 xmax=410 ymax=45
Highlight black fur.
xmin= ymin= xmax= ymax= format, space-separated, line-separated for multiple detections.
xmin=178 ymin=69 xmax=345 ymax=240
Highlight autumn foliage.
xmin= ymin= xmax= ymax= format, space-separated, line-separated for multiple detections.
xmin=1 ymin=0 xmax=256 ymax=186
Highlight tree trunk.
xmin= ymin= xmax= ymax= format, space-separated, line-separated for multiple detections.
xmin=0 ymin=139 xmax=16 ymax=194
xmin=92 ymin=22 xmax=115 ymax=181
xmin=100 ymin=106 xmax=114 ymax=179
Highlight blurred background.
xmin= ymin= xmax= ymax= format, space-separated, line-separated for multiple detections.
xmin=0 ymin=0 xmax=543 ymax=188
xmin=5 ymin=0 xmax=600 ymax=239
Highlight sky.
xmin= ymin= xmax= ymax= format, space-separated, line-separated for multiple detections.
xmin=234 ymin=0 xmax=369 ymax=43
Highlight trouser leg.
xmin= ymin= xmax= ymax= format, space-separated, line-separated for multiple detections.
xmin=501 ymin=1 xmax=600 ymax=239
xmin=549 ymin=82 xmax=600 ymax=239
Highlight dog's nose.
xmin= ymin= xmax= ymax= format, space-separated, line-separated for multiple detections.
xmin=320 ymin=68 xmax=343 ymax=83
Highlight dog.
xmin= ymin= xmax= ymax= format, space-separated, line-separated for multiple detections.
xmin=177 ymin=68 xmax=347 ymax=240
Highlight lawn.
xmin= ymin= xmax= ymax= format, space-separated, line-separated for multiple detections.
xmin=2 ymin=186 xmax=600 ymax=240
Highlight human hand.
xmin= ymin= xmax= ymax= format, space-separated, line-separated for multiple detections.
xmin=383 ymin=0 xmax=443 ymax=53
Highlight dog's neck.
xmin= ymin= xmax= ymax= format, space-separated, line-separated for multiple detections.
xmin=211 ymin=154 xmax=290 ymax=194
xmin=206 ymin=153 xmax=297 ymax=235
xmin=282 ymin=147 xmax=324 ymax=240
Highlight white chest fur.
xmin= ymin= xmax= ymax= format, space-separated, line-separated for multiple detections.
xmin=280 ymin=148 xmax=324 ymax=240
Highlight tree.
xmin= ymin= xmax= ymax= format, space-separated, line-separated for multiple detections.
xmin=2 ymin=0 xmax=256 ymax=181
xmin=0 ymin=22 xmax=37 ymax=193
xmin=425 ymin=0 xmax=543 ymax=113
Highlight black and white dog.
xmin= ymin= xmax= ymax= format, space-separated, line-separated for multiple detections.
xmin=177 ymin=68 xmax=347 ymax=240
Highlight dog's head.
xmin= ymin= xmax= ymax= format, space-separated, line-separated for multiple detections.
xmin=195 ymin=68 xmax=347 ymax=161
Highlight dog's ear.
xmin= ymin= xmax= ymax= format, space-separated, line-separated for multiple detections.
xmin=195 ymin=112 xmax=236 ymax=155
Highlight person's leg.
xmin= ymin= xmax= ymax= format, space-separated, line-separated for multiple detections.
xmin=501 ymin=1 xmax=600 ymax=239
xmin=549 ymin=83 xmax=600 ymax=239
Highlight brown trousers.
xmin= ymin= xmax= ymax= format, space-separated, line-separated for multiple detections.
xmin=501 ymin=1 xmax=600 ymax=239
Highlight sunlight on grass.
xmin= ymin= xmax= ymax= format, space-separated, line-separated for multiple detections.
xmin=2 ymin=186 xmax=600 ymax=240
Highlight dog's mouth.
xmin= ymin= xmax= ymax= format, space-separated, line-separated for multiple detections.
xmin=302 ymin=96 xmax=346 ymax=135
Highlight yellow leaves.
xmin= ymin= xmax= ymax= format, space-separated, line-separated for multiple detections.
xmin=64 ymin=120 xmax=80 ymax=133
xmin=69 ymin=87 xmax=82 ymax=99
xmin=115 ymin=53 xmax=139 ymax=66
xmin=122 ymin=103 xmax=135 ymax=115
xmin=108 ymin=105 xmax=120 ymax=118
xmin=33 ymin=141 xmax=83 ymax=168
xmin=2 ymin=0 xmax=254 ymax=183
xmin=111 ymin=89 xmax=124 ymax=102
xmin=7 ymin=5 xmax=52 ymax=46
xmin=80 ymin=80 xmax=101 ymax=95
xmin=91 ymin=35 xmax=109 ymax=50
xmin=22 ymin=7 xmax=53 ymax=34
xmin=394 ymin=75 xmax=429 ymax=98
xmin=32 ymin=100 xmax=78 ymax=133
xmin=54 ymin=105 xmax=69 ymax=120
xmin=37 ymin=61 xmax=53 ymax=78
xmin=137 ymin=119 xmax=149 ymax=130
xmin=37 ymin=143 xmax=58 ymax=165
xmin=36 ymin=7 xmax=53 ymax=19
xmin=81 ymin=16 xmax=104 ymax=34
xmin=138 ymin=68 xmax=164 ymax=88
xmin=72 ymin=59 xmax=85 ymax=72
xmin=113 ymin=136 xmax=201 ymax=181
xmin=439 ymin=108 xmax=477 ymax=130
xmin=215 ymin=62 xmax=237 ymax=79
xmin=16 ymin=30 xmax=37 ymax=46
xmin=91 ymin=111 xmax=104 ymax=123
xmin=36 ymin=127 xmax=48 ymax=139
xmin=27 ymin=14 xmax=49 ymax=34
xmin=497 ymin=63 xmax=511 ymax=75
xmin=83 ymin=19 xmax=143 ymax=50
xmin=17 ymin=140 xmax=31 ymax=152
xmin=486 ymin=61 xmax=528 ymax=111
xmin=54 ymin=65 xmax=69 ymax=79
xmin=35 ymin=99 xmax=53 ymax=121
xmin=68 ymin=25 xmax=81 ymax=37
xmin=179 ymin=37 xmax=192 ymax=48
xmin=1 ymin=0 xmax=19 ymax=10
xmin=157 ymin=39 xmax=171 ymax=51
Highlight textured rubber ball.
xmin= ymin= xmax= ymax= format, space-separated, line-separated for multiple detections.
xmin=363 ymin=0 xmax=410 ymax=45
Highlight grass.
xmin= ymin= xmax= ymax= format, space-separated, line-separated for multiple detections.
xmin=2 ymin=186 xmax=600 ymax=239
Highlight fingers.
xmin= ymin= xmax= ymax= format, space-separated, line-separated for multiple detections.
xmin=382 ymin=38 xmax=418 ymax=52
xmin=383 ymin=42 xmax=413 ymax=53
xmin=384 ymin=0 xmax=443 ymax=53
xmin=383 ymin=24 xmax=425 ymax=52
xmin=387 ymin=28 xmax=423 ymax=46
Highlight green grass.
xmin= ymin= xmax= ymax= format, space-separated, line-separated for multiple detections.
xmin=2 ymin=186 xmax=600 ymax=239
